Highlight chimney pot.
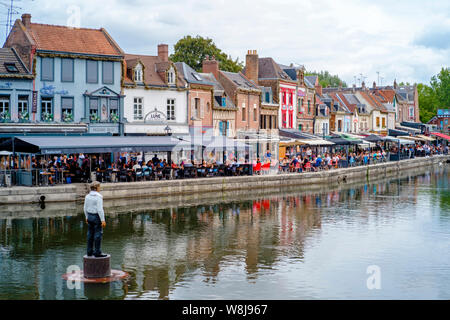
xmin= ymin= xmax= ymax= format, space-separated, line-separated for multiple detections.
xmin=245 ymin=49 xmax=259 ymax=85
xmin=22 ymin=13 xmax=31 ymax=28
xmin=157 ymin=44 xmax=169 ymax=62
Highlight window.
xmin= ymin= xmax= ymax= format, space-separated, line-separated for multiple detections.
xmin=338 ymin=120 xmax=342 ymax=132
xmin=102 ymin=61 xmax=114 ymax=84
xmin=409 ymin=106 xmax=414 ymax=118
xmin=382 ymin=117 xmax=386 ymax=128
xmin=167 ymin=69 xmax=175 ymax=84
xmin=86 ymin=60 xmax=98 ymax=83
xmin=167 ymin=99 xmax=175 ymax=120
xmin=242 ymin=103 xmax=246 ymax=121
xmin=41 ymin=97 xmax=52 ymax=120
xmin=0 ymin=95 xmax=9 ymax=113
xmin=194 ymin=98 xmax=200 ymax=118
xmin=308 ymin=100 xmax=311 ymax=114
xmin=206 ymin=102 xmax=210 ymax=113
xmin=298 ymin=124 xmax=302 ymax=131
xmin=376 ymin=117 xmax=380 ymax=127
xmin=41 ymin=57 xmax=54 ymax=81
xmin=253 ymin=105 xmax=257 ymax=122
xmin=265 ymin=92 xmax=270 ymax=103
xmin=61 ymin=58 xmax=74 ymax=82
xmin=134 ymin=65 xmax=143 ymax=83
xmin=109 ymin=99 xmax=118 ymax=121
xmin=61 ymin=97 xmax=74 ymax=121
xmin=222 ymin=97 xmax=226 ymax=107
xmin=18 ymin=95 xmax=28 ymax=113
xmin=89 ymin=98 xmax=98 ymax=116
xmin=133 ymin=97 xmax=143 ymax=120
xmin=4 ymin=63 xmax=18 ymax=73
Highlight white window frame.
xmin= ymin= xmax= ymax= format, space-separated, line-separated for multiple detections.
xmin=134 ymin=97 xmax=143 ymax=120
xmin=167 ymin=98 xmax=175 ymax=120
xmin=134 ymin=64 xmax=143 ymax=83
xmin=0 ymin=96 xmax=10 ymax=113
xmin=167 ymin=68 xmax=175 ymax=85
xmin=18 ymin=96 xmax=28 ymax=113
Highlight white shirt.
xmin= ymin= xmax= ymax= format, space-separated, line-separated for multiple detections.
xmin=83 ymin=191 xmax=105 ymax=222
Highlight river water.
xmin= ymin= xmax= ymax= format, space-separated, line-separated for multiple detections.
xmin=0 ymin=164 xmax=449 ymax=300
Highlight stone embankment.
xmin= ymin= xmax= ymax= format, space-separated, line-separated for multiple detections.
xmin=1 ymin=155 xmax=448 ymax=206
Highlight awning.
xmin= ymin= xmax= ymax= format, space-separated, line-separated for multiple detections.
xmin=383 ymin=136 xmax=416 ymax=145
xmin=205 ymin=136 xmax=251 ymax=149
xmin=416 ymin=134 xmax=435 ymax=142
xmin=395 ymin=125 xmax=421 ymax=133
xmin=397 ymin=135 xmax=427 ymax=142
xmin=388 ymin=128 xmax=410 ymax=137
xmin=295 ymin=139 xmax=334 ymax=146
xmin=279 ymin=138 xmax=298 ymax=147
xmin=362 ymin=134 xmax=386 ymax=142
xmin=0 ymin=136 xmax=189 ymax=154
xmin=431 ymin=132 xmax=450 ymax=141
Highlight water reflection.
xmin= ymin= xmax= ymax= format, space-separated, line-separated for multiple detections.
xmin=0 ymin=165 xmax=449 ymax=299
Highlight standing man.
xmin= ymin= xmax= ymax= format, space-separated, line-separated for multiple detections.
xmin=84 ymin=181 xmax=107 ymax=257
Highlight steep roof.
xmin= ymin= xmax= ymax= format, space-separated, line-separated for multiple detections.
xmin=198 ymin=72 xmax=236 ymax=109
xmin=305 ymin=76 xmax=318 ymax=87
xmin=25 ymin=22 xmax=123 ymax=56
xmin=124 ymin=53 xmax=186 ymax=87
xmin=257 ymin=57 xmax=293 ymax=81
xmin=220 ymin=71 xmax=261 ymax=92
xmin=0 ymin=47 xmax=32 ymax=77
xmin=174 ymin=62 xmax=214 ymax=86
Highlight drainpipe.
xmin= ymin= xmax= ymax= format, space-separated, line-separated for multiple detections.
xmin=30 ymin=46 xmax=36 ymax=122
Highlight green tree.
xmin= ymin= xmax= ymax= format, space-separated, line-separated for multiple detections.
xmin=169 ymin=35 xmax=243 ymax=73
xmin=418 ymin=67 xmax=450 ymax=123
xmin=306 ymin=70 xmax=347 ymax=88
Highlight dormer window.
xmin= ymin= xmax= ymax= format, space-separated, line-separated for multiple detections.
xmin=222 ymin=97 xmax=226 ymax=107
xmin=134 ymin=64 xmax=143 ymax=83
xmin=167 ymin=67 xmax=175 ymax=85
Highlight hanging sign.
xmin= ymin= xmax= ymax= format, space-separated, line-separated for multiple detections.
xmin=32 ymin=91 xmax=38 ymax=113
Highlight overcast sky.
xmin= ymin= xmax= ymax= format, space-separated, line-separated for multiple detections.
xmin=4 ymin=0 xmax=449 ymax=86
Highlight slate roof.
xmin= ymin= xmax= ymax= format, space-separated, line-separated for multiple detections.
xmin=23 ymin=22 xmax=123 ymax=56
xmin=257 ymin=57 xmax=293 ymax=81
xmin=305 ymin=76 xmax=318 ymax=87
xmin=198 ymin=73 xmax=236 ymax=109
xmin=0 ymin=47 xmax=32 ymax=76
xmin=220 ymin=71 xmax=261 ymax=91
xmin=174 ymin=62 xmax=214 ymax=86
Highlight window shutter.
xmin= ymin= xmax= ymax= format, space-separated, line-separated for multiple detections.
xmin=219 ymin=121 xmax=223 ymax=135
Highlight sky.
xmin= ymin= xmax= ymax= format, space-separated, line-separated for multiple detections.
xmin=2 ymin=0 xmax=449 ymax=87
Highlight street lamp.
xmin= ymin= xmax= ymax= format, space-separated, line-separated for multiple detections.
xmin=164 ymin=125 xmax=172 ymax=136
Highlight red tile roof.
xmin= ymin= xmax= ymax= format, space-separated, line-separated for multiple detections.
xmin=124 ymin=53 xmax=186 ymax=87
xmin=27 ymin=23 xmax=123 ymax=56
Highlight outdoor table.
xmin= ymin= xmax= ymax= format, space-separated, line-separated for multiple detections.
xmin=40 ymin=171 xmax=52 ymax=186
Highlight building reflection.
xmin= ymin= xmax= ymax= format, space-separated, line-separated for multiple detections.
xmin=0 ymin=165 xmax=448 ymax=299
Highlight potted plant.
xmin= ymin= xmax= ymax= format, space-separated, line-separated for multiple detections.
xmin=90 ymin=113 xmax=100 ymax=123
xmin=0 ymin=111 xmax=11 ymax=123
xmin=42 ymin=112 xmax=53 ymax=122
xmin=110 ymin=112 xmax=119 ymax=123
xmin=62 ymin=111 xmax=73 ymax=122
xmin=18 ymin=111 xmax=29 ymax=122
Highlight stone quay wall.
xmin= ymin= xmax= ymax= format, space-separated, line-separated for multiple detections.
xmin=1 ymin=155 xmax=449 ymax=205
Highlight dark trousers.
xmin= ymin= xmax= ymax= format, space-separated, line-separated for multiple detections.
xmin=87 ymin=213 xmax=103 ymax=256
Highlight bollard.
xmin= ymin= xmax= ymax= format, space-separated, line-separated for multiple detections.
xmin=83 ymin=254 xmax=111 ymax=278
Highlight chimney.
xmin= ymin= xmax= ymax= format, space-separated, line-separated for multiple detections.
xmin=373 ymin=81 xmax=376 ymax=89
xmin=245 ymin=50 xmax=259 ymax=85
xmin=352 ymin=84 xmax=356 ymax=93
xmin=315 ymin=84 xmax=322 ymax=96
xmin=22 ymin=13 xmax=31 ymax=28
xmin=393 ymin=79 xmax=398 ymax=89
xmin=157 ymin=44 xmax=168 ymax=62
xmin=202 ymin=55 xmax=219 ymax=79
xmin=362 ymin=81 xmax=366 ymax=90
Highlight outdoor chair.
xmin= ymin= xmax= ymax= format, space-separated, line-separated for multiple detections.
xmin=262 ymin=163 xmax=271 ymax=175
xmin=135 ymin=168 xmax=143 ymax=181
xmin=118 ymin=170 xmax=128 ymax=182
xmin=143 ymin=167 xmax=152 ymax=180
xmin=253 ymin=162 xmax=262 ymax=175
xmin=162 ymin=167 xmax=172 ymax=180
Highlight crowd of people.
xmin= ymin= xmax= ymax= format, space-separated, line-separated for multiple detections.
xmin=1 ymin=140 xmax=448 ymax=186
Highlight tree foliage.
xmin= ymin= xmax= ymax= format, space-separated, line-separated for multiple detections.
xmin=418 ymin=67 xmax=450 ymax=123
xmin=306 ymin=70 xmax=347 ymax=88
xmin=169 ymin=35 xmax=243 ymax=73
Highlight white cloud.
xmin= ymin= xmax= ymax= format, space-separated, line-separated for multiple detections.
xmin=7 ymin=0 xmax=449 ymax=86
